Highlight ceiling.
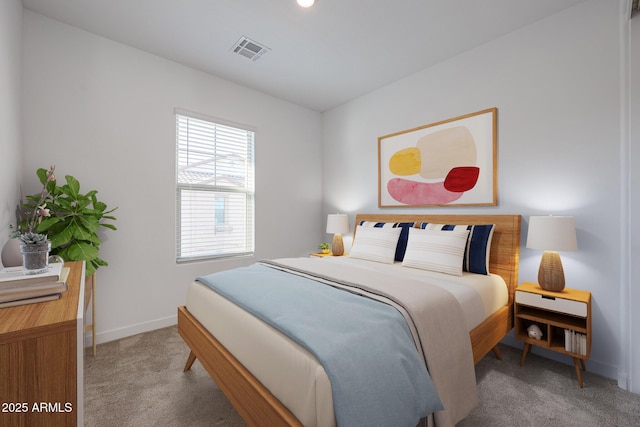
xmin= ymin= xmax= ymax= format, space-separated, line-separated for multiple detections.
xmin=21 ymin=0 xmax=586 ymax=112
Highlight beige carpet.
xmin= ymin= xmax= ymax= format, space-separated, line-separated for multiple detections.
xmin=84 ymin=326 xmax=244 ymax=426
xmin=84 ymin=326 xmax=640 ymax=426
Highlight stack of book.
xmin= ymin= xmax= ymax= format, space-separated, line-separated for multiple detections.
xmin=0 ymin=262 xmax=69 ymax=308
xmin=564 ymin=329 xmax=588 ymax=356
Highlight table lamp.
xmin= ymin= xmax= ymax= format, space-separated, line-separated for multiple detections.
xmin=326 ymin=214 xmax=349 ymax=256
xmin=526 ymin=215 xmax=578 ymax=292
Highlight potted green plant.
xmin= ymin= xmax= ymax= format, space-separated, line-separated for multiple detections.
xmin=17 ymin=231 xmax=51 ymax=274
xmin=8 ymin=166 xmax=56 ymax=274
xmin=19 ymin=166 xmax=117 ymax=277
xmin=319 ymin=243 xmax=330 ymax=254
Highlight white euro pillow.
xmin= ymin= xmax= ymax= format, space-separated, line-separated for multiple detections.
xmin=349 ymin=226 xmax=402 ymax=264
xmin=402 ymin=228 xmax=470 ymax=276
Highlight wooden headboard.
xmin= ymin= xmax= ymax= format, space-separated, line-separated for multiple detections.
xmin=354 ymin=214 xmax=521 ymax=305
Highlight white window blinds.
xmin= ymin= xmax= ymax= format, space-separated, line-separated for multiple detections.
xmin=176 ymin=111 xmax=255 ymax=262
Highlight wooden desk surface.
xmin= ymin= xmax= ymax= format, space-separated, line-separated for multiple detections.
xmin=0 ymin=261 xmax=84 ymax=344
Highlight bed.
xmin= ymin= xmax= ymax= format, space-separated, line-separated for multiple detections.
xmin=178 ymin=213 xmax=521 ymax=427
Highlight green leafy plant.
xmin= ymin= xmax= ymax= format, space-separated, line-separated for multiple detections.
xmin=319 ymin=243 xmax=330 ymax=250
xmin=21 ymin=167 xmax=117 ymax=277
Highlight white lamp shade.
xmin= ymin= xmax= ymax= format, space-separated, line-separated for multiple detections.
xmin=296 ymin=0 xmax=315 ymax=7
xmin=326 ymin=214 xmax=349 ymax=234
xmin=526 ymin=216 xmax=578 ymax=252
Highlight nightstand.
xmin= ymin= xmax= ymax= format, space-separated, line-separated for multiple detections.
xmin=514 ymin=282 xmax=592 ymax=387
xmin=310 ymin=252 xmax=334 ymax=257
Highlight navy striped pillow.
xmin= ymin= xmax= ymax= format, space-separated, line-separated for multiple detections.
xmin=358 ymin=221 xmax=415 ymax=262
xmin=419 ymin=223 xmax=495 ymax=275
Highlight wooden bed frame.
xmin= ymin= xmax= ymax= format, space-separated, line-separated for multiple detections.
xmin=178 ymin=213 xmax=521 ymax=427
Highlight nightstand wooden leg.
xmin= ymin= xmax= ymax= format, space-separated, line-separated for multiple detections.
xmin=184 ymin=351 xmax=197 ymax=372
xmin=573 ymin=358 xmax=584 ymax=388
xmin=519 ymin=343 xmax=531 ymax=366
xmin=491 ymin=345 xmax=503 ymax=361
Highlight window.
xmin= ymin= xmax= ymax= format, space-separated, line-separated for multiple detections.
xmin=176 ymin=110 xmax=255 ymax=262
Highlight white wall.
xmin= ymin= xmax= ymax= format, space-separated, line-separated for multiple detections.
xmin=323 ymin=0 xmax=628 ymax=383
xmin=0 ymin=0 xmax=22 ymax=254
xmin=21 ymin=11 xmax=323 ymax=342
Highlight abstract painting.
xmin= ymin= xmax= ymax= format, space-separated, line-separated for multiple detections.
xmin=378 ymin=108 xmax=497 ymax=207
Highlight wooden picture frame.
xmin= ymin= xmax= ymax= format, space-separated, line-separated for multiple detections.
xmin=378 ymin=108 xmax=497 ymax=207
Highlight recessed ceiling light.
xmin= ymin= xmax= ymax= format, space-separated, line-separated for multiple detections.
xmin=297 ymin=0 xmax=315 ymax=7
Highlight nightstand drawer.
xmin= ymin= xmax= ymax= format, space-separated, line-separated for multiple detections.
xmin=516 ymin=290 xmax=587 ymax=317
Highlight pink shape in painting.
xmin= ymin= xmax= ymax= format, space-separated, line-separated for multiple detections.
xmin=387 ymin=178 xmax=464 ymax=205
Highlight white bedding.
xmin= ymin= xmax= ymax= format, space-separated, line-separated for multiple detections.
xmin=185 ymin=257 xmax=508 ymax=427
xmin=321 ymin=256 xmax=508 ymax=332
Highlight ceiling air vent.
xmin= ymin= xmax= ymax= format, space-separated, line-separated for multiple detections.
xmin=231 ymin=36 xmax=270 ymax=61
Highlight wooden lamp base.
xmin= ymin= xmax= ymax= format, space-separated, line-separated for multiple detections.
xmin=538 ymin=250 xmax=565 ymax=292
xmin=331 ymin=233 xmax=344 ymax=256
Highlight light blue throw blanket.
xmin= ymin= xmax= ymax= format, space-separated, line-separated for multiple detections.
xmin=197 ymin=262 xmax=443 ymax=427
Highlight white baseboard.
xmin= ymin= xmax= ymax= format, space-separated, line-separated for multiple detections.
xmin=84 ymin=314 xmax=177 ymax=346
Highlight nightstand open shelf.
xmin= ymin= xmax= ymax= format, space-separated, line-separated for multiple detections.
xmin=514 ymin=282 xmax=591 ymax=387
xmin=515 ymin=306 xmax=587 ymax=355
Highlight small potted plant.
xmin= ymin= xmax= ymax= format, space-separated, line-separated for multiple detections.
xmin=10 ymin=165 xmax=56 ymax=274
xmin=319 ymin=243 xmax=330 ymax=254
xmin=17 ymin=231 xmax=51 ymax=274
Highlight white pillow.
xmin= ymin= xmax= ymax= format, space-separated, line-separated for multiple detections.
xmin=420 ymin=222 xmax=495 ymax=275
xmin=349 ymin=226 xmax=402 ymax=264
xmin=402 ymin=228 xmax=470 ymax=276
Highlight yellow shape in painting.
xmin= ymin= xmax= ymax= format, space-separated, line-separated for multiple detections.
xmin=389 ymin=147 xmax=421 ymax=176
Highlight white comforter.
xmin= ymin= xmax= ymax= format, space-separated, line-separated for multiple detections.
xmin=186 ymin=256 xmax=508 ymax=427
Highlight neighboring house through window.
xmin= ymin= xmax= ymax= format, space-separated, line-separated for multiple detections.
xmin=175 ymin=110 xmax=255 ymax=262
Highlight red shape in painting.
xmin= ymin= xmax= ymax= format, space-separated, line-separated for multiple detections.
xmin=387 ymin=178 xmax=464 ymax=205
xmin=444 ymin=166 xmax=479 ymax=192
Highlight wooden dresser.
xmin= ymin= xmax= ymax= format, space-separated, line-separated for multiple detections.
xmin=0 ymin=261 xmax=86 ymax=427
